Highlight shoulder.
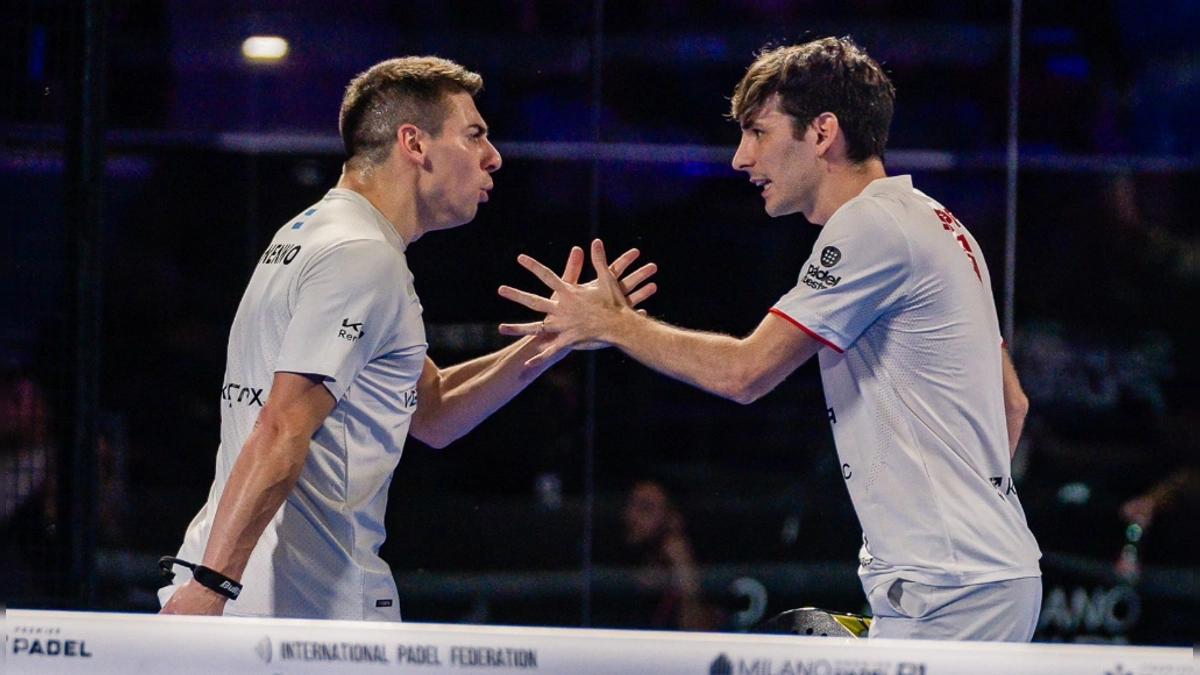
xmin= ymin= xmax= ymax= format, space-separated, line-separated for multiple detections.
xmin=300 ymin=190 xmax=397 ymax=241
xmin=825 ymin=192 xmax=906 ymax=248
xmin=317 ymin=238 xmax=408 ymax=278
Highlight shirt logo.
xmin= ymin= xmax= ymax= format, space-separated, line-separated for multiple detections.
xmin=820 ymin=245 xmax=842 ymax=267
xmin=802 ymin=264 xmax=841 ymax=290
xmin=339 ymin=319 xmax=364 ymax=342
xmin=990 ymin=476 xmax=1018 ymax=499
xmin=260 ymin=243 xmax=301 ymax=265
xmin=222 ymin=381 xmax=265 ymax=407
xmin=803 ymin=247 xmax=843 ymax=289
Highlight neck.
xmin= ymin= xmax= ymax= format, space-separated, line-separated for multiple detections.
xmin=807 ymin=157 xmax=887 ymax=225
xmin=335 ymin=162 xmax=422 ymax=244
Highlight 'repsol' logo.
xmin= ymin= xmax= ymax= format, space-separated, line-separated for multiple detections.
xmin=819 ymin=246 xmax=841 ymax=267
xmin=339 ymin=319 xmax=365 ymax=342
xmin=711 ymin=653 xmax=733 ymax=675
xmin=256 ymin=636 xmax=272 ymax=664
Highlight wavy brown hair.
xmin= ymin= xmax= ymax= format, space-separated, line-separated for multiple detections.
xmin=730 ymin=37 xmax=895 ymax=163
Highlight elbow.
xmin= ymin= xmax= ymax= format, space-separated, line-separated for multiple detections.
xmin=408 ymin=425 xmax=453 ymax=446
xmin=416 ymin=432 xmax=455 ymax=450
xmin=726 ymin=387 xmax=763 ymax=406
xmin=718 ymin=369 xmax=772 ymax=406
xmin=1007 ymin=389 xmax=1030 ymax=424
xmin=408 ymin=413 xmax=460 ymax=450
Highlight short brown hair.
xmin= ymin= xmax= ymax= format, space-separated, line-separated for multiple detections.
xmin=339 ymin=56 xmax=484 ymax=167
xmin=730 ymin=37 xmax=895 ymax=163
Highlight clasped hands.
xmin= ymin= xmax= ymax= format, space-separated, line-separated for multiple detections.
xmin=499 ymin=239 xmax=656 ymax=366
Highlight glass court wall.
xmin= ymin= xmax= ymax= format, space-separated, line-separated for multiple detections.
xmin=5 ymin=0 xmax=1193 ymax=645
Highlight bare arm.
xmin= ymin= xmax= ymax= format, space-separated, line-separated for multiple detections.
xmin=409 ymin=338 xmax=557 ymax=449
xmin=161 ymin=371 xmax=335 ymax=615
xmin=604 ymin=310 xmax=820 ymax=404
xmin=499 ymin=239 xmax=823 ymax=404
xmin=1120 ymin=465 xmax=1194 ymax=528
xmin=658 ymin=531 xmax=721 ymax=631
xmin=411 ymin=245 xmax=657 ymax=448
xmin=1001 ymin=347 xmax=1028 ymax=458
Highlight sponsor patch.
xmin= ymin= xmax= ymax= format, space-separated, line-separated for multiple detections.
xmin=820 ymin=245 xmax=842 ymax=267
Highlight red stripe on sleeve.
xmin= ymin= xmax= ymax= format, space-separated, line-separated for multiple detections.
xmin=768 ymin=308 xmax=844 ymax=353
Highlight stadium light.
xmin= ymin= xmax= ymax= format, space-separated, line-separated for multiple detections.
xmin=242 ymin=36 xmax=288 ymax=62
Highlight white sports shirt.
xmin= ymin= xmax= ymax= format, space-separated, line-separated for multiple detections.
xmin=771 ymin=176 xmax=1041 ymax=593
xmin=160 ymin=188 xmax=427 ymax=620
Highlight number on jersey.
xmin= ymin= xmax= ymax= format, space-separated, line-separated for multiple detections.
xmin=934 ymin=208 xmax=981 ymax=281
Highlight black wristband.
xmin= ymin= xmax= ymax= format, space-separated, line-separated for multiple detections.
xmin=158 ymin=556 xmax=243 ymax=601
xmin=192 ymin=565 xmax=243 ymax=600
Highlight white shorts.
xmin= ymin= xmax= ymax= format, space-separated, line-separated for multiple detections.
xmin=866 ymin=576 xmax=1042 ymax=641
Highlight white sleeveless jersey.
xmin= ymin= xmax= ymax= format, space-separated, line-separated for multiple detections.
xmin=161 ymin=188 xmax=427 ymax=620
xmin=772 ymin=176 xmax=1041 ymax=591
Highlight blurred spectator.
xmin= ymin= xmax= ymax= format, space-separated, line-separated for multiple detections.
xmin=1111 ymin=0 xmax=1197 ymax=157
xmin=3 ymin=370 xmax=56 ymax=528
xmin=620 ymin=479 xmax=725 ymax=631
xmin=1118 ymin=467 xmax=1194 ymax=531
xmin=2 ymin=369 xmax=59 ymax=603
xmin=1114 ymin=468 xmax=1193 ymax=581
xmin=3 ymin=366 xmax=132 ymax=606
xmin=1113 ymin=391 xmax=1197 ymax=580
xmin=94 ymin=413 xmax=132 ymax=548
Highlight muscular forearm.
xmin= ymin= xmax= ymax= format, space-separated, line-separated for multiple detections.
xmin=413 ymin=336 xmax=564 ymax=448
xmin=606 ymin=310 xmax=771 ymax=405
xmin=438 ymin=335 xmax=547 ymax=392
xmin=200 ymin=425 xmax=309 ymax=579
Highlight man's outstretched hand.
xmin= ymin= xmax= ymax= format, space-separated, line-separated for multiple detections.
xmin=499 ymin=239 xmax=656 ymax=365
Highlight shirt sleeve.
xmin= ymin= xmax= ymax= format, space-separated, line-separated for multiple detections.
xmin=275 ymin=239 xmax=414 ymax=401
xmin=771 ymin=198 xmax=911 ymax=352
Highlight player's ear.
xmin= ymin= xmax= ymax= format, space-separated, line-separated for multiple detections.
xmin=395 ymin=124 xmax=425 ymax=165
xmin=812 ymin=112 xmax=839 ymax=157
